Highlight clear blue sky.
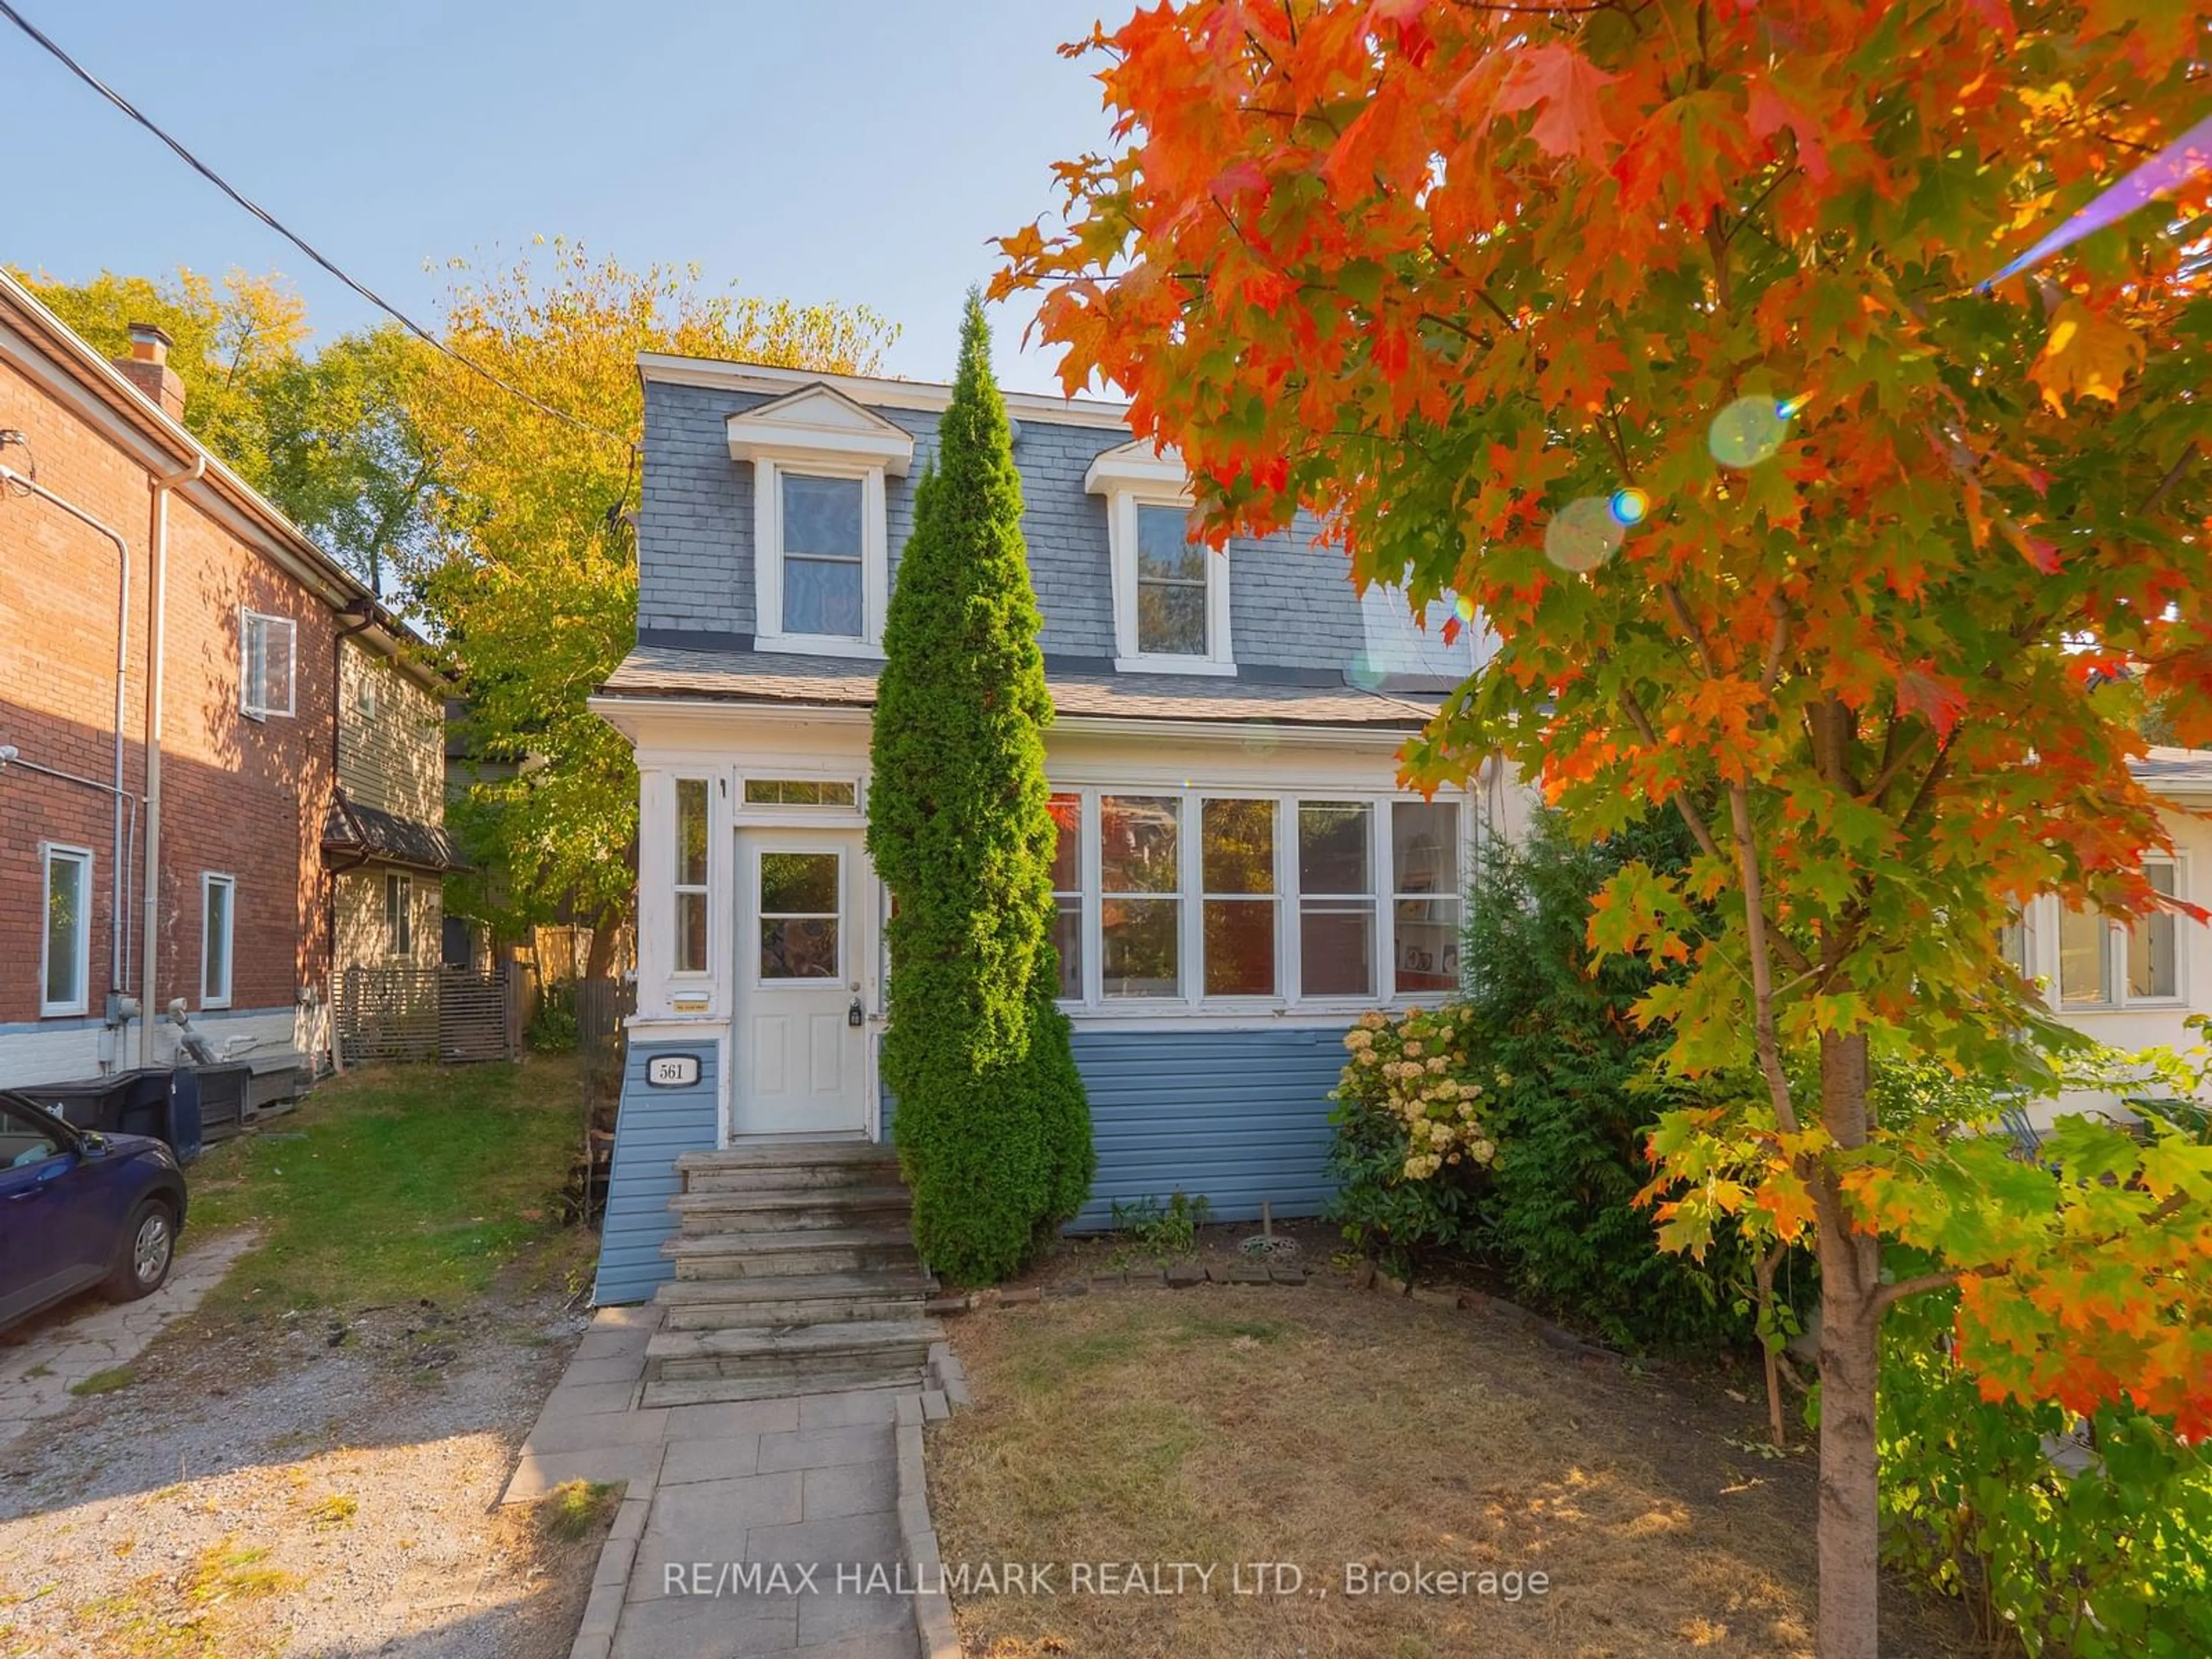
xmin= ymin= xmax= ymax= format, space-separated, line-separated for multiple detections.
xmin=2 ymin=0 xmax=1115 ymax=392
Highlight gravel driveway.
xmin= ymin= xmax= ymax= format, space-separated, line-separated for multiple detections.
xmin=0 ymin=1237 xmax=601 ymax=1659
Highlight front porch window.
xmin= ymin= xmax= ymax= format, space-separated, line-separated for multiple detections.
xmin=1201 ymin=797 xmax=1276 ymax=997
xmin=1048 ymin=793 xmax=1084 ymax=1000
xmin=674 ymin=778 xmax=710 ymax=974
xmin=1101 ymin=794 xmax=1181 ymax=997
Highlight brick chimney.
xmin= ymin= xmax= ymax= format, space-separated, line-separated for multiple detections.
xmin=113 ymin=321 xmax=185 ymax=421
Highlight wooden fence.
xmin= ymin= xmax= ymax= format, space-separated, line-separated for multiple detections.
xmin=577 ymin=978 xmax=637 ymax=1056
xmin=339 ymin=964 xmax=518 ymax=1066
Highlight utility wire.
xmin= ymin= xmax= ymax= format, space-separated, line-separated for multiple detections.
xmin=0 ymin=0 xmax=635 ymax=452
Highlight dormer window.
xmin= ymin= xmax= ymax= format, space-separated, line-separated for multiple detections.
xmin=1086 ymin=441 xmax=1233 ymax=676
xmin=728 ymin=384 xmax=913 ymax=657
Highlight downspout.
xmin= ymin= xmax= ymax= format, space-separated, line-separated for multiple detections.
xmin=0 ymin=457 xmax=136 ymax=1035
xmin=139 ymin=453 xmax=206 ymax=1066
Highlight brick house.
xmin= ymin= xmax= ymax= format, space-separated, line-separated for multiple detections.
xmin=0 ymin=268 xmax=449 ymax=1089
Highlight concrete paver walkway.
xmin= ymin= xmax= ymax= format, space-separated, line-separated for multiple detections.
xmin=0 ymin=1229 xmax=256 ymax=1446
xmin=506 ymin=1306 xmax=921 ymax=1659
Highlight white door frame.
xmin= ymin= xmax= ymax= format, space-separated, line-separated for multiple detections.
xmin=726 ymin=825 xmax=881 ymax=1142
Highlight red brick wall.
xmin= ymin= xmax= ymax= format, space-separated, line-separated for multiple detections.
xmin=0 ymin=353 xmax=335 ymax=1029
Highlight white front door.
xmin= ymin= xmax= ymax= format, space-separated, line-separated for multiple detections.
xmin=733 ymin=828 xmax=871 ymax=1137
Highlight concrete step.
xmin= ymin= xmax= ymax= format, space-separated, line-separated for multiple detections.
xmin=639 ymin=1368 xmax=926 ymax=1409
xmin=654 ymin=1270 xmax=935 ymax=1330
xmin=647 ymin=1318 xmax=941 ymax=1383
xmin=664 ymin=1226 xmax=919 ymax=1280
xmin=669 ymin=1185 xmax=912 ymax=1236
xmin=676 ymin=1143 xmax=899 ymax=1193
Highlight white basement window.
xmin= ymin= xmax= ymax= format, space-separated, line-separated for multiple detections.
xmin=241 ymin=609 xmax=297 ymax=718
xmin=201 ymin=873 xmax=235 ymax=1010
xmin=1085 ymin=441 xmax=1233 ymax=675
xmin=41 ymin=843 xmax=92 ymax=1017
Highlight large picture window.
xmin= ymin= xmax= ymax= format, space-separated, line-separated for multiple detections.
xmin=1048 ymin=787 xmax=1462 ymax=1011
xmin=674 ymin=778 xmax=710 ymax=974
xmin=1101 ymin=794 xmax=1181 ymax=997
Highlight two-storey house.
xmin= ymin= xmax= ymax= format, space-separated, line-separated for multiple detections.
xmin=0 ymin=268 xmax=444 ymax=1093
xmin=586 ymin=355 xmax=1506 ymax=1302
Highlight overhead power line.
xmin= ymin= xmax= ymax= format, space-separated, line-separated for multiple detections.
xmin=0 ymin=0 xmax=634 ymax=450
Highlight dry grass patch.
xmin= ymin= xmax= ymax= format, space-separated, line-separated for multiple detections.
xmin=930 ymin=1285 xmax=1971 ymax=1659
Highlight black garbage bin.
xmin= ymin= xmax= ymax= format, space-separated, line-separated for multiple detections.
xmin=14 ymin=1068 xmax=203 ymax=1164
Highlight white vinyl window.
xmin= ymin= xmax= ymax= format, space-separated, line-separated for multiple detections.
xmin=1298 ymin=802 xmax=1376 ymax=999
xmin=1048 ymin=793 xmax=1085 ymax=1001
xmin=1100 ymin=794 xmax=1182 ymax=997
xmin=1102 ymin=498 xmax=1233 ymax=673
xmin=385 ymin=872 xmax=413 ymax=957
xmin=751 ymin=459 xmax=891 ymax=654
xmin=674 ymin=778 xmax=710 ymax=975
xmin=201 ymin=873 xmax=235 ymax=1009
xmin=241 ymin=609 xmax=297 ymax=718
xmin=1391 ymin=802 xmax=1461 ymax=995
xmin=2056 ymin=859 xmax=2185 ymax=1008
xmin=40 ymin=844 xmax=92 ymax=1017
xmin=1200 ymin=797 xmax=1277 ymax=997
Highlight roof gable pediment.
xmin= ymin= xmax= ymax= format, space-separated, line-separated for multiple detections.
xmin=725 ymin=383 xmax=915 ymax=475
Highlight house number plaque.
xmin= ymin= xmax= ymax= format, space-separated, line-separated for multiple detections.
xmin=646 ymin=1054 xmax=702 ymax=1088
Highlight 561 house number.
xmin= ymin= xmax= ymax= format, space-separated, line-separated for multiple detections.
xmin=646 ymin=1055 xmax=701 ymax=1088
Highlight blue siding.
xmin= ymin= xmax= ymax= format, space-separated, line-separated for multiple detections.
xmin=592 ymin=1041 xmax=721 ymax=1305
xmin=1069 ymin=1027 xmax=1349 ymax=1230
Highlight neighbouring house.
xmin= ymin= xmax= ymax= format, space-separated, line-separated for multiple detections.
xmin=585 ymin=354 xmax=1509 ymax=1303
xmin=324 ymin=635 xmax=465 ymax=1058
xmin=0 ymin=269 xmax=442 ymax=1092
xmin=2020 ymin=747 xmax=2212 ymax=1115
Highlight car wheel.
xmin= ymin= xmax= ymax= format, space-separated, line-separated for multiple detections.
xmin=103 ymin=1199 xmax=176 ymax=1302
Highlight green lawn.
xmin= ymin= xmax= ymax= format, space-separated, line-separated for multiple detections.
xmin=188 ymin=1057 xmax=585 ymax=1315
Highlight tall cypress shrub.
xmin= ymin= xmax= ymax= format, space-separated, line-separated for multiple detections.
xmin=868 ymin=293 xmax=1092 ymax=1283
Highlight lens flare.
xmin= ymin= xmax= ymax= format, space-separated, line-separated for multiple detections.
xmin=1347 ymin=653 xmax=1387 ymax=691
xmin=1986 ymin=111 xmax=2212 ymax=288
xmin=1608 ymin=487 xmax=1650 ymax=527
xmin=1454 ymin=594 xmax=1476 ymax=623
xmin=1709 ymin=395 xmax=1790 ymax=468
xmin=1543 ymin=496 xmax=1625 ymax=573
xmin=1775 ymin=393 xmax=1812 ymax=421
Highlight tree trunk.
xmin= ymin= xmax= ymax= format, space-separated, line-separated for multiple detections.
xmin=1815 ymin=1033 xmax=1884 ymax=1659
xmin=583 ymin=902 xmax=624 ymax=982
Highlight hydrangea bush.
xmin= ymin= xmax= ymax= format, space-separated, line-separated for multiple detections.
xmin=1337 ymin=1006 xmax=1496 ymax=1181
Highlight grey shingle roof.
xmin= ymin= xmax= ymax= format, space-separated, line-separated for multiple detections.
xmin=2131 ymin=747 xmax=2212 ymax=795
xmin=597 ymin=643 xmax=1440 ymax=729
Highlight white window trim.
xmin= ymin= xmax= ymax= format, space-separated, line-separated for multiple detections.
xmin=1099 ymin=489 xmax=1235 ymax=676
xmin=39 ymin=842 xmax=92 ymax=1018
xmin=672 ymin=776 xmax=713 ymax=979
xmin=200 ymin=873 xmax=236 ymax=1010
xmin=751 ymin=458 xmax=889 ymax=658
xmin=1056 ymin=787 xmax=1465 ymax=1017
xmin=2046 ymin=857 xmax=2190 ymax=1012
xmin=240 ymin=607 xmax=297 ymax=719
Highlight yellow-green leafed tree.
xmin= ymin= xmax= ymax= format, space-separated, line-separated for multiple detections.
xmin=411 ymin=239 xmax=895 ymax=969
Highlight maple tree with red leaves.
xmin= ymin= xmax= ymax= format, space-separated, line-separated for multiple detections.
xmin=997 ymin=3 xmax=2212 ymax=1654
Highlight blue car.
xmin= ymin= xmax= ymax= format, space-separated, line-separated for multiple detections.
xmin=0 ymin=1088 xmax=188 ymax=1331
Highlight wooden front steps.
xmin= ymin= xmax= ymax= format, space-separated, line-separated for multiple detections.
xmin=645 ymin=1142 xmax=938 ymax=1408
